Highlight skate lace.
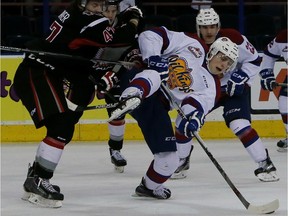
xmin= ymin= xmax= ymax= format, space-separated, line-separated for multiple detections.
xmin=111 ymin=150 xmax=125 ymax=161
xmin=38 ymin=178 xmax=57 ymax=193
xmin=178 ymin=158 xmax=186 ymax=167
xmin=153 ymin=186 xmax=169 ymax=198
xmin=258 ymin=159 xmax=274 ymax=171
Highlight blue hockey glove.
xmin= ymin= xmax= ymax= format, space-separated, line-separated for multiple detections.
xmin=147 ymin=55 xmax=169 ymax=81
xmin=259 ymin=69 xmax=276 ymax=91
xmin=177 ymin=110 xmax=205 ymax=138
xmin=226 ymin=70 xmax=249 ymax=96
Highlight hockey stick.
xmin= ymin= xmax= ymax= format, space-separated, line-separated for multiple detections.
xmin=65 ymin=98 xmax=118 ymax=112
xmin=160 ymin=83 xmax=279 ymax=214
xmin=0 ymin=45 xmax=135 ymax=69
xmin=273 ymin=82 xmax=288 ymax=88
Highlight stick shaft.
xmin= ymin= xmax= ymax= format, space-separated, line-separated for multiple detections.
xmin=160 ymin=83 xmax=250 ymax=209
xmin=276 ymin=82 xmax=288 ymax=87
xmin=0 ymin=45 xmax=135 ymax=68
xmin=65 ymin=98 xmax=117 ymax=111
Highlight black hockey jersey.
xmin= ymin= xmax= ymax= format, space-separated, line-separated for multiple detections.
xmin=24 ymin=2 xmax=138 ymax=81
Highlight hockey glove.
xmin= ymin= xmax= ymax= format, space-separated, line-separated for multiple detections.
xmin=226 ymin=70 xmax=249 ymax=96
xmin=147 ymin=55 xmax=169 ymax=81
xmin=97 ymin=71 xmax=119 ymax=92
xmin=177 ymin=110 xmax=205 ymax=138
xmin=121 ymin=6 xmax=143 ymax=24
xmin=259 ymin=68 xmax=276 ymax=91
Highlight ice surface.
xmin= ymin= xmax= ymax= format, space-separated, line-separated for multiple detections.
xmin=1 ymin=138 xmax=287 ymax=216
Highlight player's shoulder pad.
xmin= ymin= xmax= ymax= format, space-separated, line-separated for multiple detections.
xmin=219 ymin=28 xmax=244 ymax=45
xmin=147 ymin=26 xmax=167 ymax=36
xmin=275 ymin=29 xmax=288 ymax=43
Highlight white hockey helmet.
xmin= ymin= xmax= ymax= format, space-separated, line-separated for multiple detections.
xmin=206 ymin=37 xmax=239 ymax=72
xmin=196 ymin=8 xmax=220 ymax=37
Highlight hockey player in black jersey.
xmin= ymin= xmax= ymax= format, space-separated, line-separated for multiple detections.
xmin=97 ymin=2 xmax=144 ymax=173
xmin=14 ymin=0 xmax=142 ymax=208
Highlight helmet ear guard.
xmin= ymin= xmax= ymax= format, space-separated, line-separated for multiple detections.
xmin=196 ymin=8 xmax=221 ymax=37
xmin=207 ymin=37 xmax=239 ymax=72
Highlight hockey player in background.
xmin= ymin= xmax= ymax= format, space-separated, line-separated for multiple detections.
xmin=108 ymin=27 xmax=239 ymax=199
xmin=14 ymin=0 xmax=142 ymax=208
xmin=98 ymin=2 xmax=143 ymax=173
xmin=171 ymin=8 xmax=279 ymax=182
xmin=259 ymin=29 xmax=288 ymax=152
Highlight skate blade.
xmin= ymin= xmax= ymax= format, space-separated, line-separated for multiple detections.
xmin=22 ymin=191 xmax=31 ymax=201
xmin=131 ymin=193 xmax=155 ymax=199
xmin=257 ymin=171 xmax=280 ymax=182
xmin=170 ymin=170 xmax=187 ymax=179
xmin=114 ymin=165 xmax=124 ymax=173
xmin=107 ymin=97 xmax=141 ymax=122
xmin=277 ymin=147 xmax=287 ymax=152
xmin=26 ymin=193 xmax=62 ymax=208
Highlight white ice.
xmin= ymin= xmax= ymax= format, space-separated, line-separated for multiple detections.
xmin=1 ymin=138 xmax=287 ymax=216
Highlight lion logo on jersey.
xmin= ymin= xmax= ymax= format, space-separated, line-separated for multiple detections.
xmin=167 ymin=56 xmax=192 ymax=92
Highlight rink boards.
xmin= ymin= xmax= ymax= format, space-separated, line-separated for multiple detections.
xmin=0 ymin=55 xmax=286 ymax=142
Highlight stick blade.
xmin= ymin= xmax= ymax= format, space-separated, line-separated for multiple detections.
xmin=247 ymin=199 xmax=279 ymax=214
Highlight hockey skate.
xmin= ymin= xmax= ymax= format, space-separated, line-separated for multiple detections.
xmin=110 ymin=148 xmax=127 ymax=173
xmin=277 ymin=138 xmax=287 ymax=152
xmin=254 ymin=149 xmax=279 ymax=182
xmin=22 ymin=163 xmax=61 ymax=201
xmin=107 ymin=87 xmax=142 ymax=122
xmin=134 ymin=178 xmax=171 ymax=199
xmin=170 ymin=146 xmax=193 ymax=179
xmin=22 ymin=164 xmax=64 ymax=208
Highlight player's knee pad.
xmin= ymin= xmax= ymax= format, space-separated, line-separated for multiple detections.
xmin=45 ymin=112 xmax=81 ymax=144
xmin=154 ymin=151 xmax=179 ymax=176
xmin=229 ymin=119 xmax=251 ymax=135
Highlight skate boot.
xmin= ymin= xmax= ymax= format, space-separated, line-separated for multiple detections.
xmin=22 ymin=163 xmax=61 ymax=201
xmin=254 ymin=149 xmax=279 ymax=182
xmin=22 ymin=163 xmax=64 ymax=208
xmin=108 ymin=87 xmax=142 ymax=122
xmin=170 ymin=146 xmax=194 ymax=179
xmin=134 ymin=178 xmax=171 ymax=199
xmin=23 ymin=175 xmax=64 ymax=208
xmin=109 ymin=148 xmax=127 ymax=173
xmin=277 ymin=138 xmax=287 ymax=152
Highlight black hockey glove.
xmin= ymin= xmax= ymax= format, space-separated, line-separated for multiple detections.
xmin=97 ymin=71 xmax=119 ymax=93
xmin=121 ymin=6 xmax=143 ymax=24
